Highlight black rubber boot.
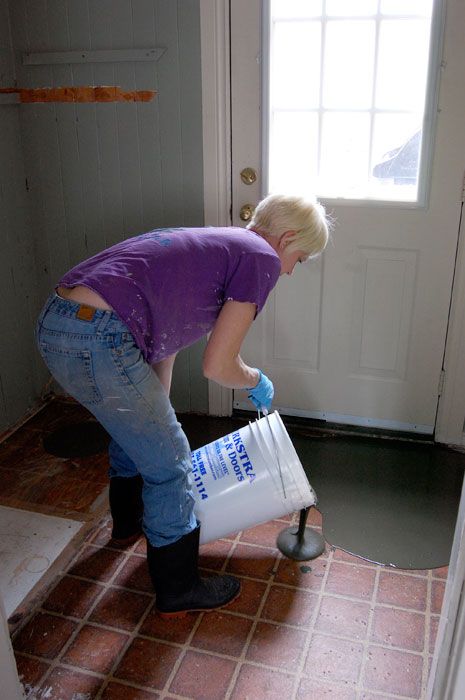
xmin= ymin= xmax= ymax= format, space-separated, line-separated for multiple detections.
xmin=109 ymin=475 xmax=144 ymax=545
xmin=147 ymin=525 xmax=241 ymax=618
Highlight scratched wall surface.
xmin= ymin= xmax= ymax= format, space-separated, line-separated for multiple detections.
xmin=0 ymin=0 xmax=207 ymax=431
xmin=0 ymin=0 xmax=45 ymax=432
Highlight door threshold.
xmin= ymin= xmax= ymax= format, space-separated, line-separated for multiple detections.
xmin=232 ymin=409 xmax=435 ymax=444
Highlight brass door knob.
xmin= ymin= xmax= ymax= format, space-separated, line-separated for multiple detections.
xmin=239 ymin=204 xmax=254 ymax=222
xmin=240 ymin=167 xmax=257 ymax=185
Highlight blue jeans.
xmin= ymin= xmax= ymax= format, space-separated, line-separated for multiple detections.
xmin=36 ymin=293 xmax=197 ymax=547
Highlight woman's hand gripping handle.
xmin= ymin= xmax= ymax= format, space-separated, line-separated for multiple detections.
xmin=247 ymin=369 xmax=274 ymax=413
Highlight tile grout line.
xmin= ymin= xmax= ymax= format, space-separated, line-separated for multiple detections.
xmin=354 ymin=563 xmax=381 ymax=699
xmin=20 ymin=529 xmax=149 ymax=698
xmin=289 ymin=544 xmax=334 ymax=699
xmin=17 ymin=573 xmax=440 ymax=697
xmin=18 ymin=628 xmax=433 ymax=676
xmin=222 ymin=548 xmax=287 ymax=700
xmin=420 ymin=570 xmax=433 ymax=700
xmin=13 ymin=514 xmax=446 ymax=699
xmin=208 ymin=517 xmax=300 ymax=700
xmin=94 ymin=590 xmax=158 ymax=699
xmin=157 ymin=529 xmax=244 ymax=700
xmin=74 ymin=525 xmax=159 ymax=699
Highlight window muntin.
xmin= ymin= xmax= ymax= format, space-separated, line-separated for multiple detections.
xmin=266 ymin=0 xmax=436 ymax=202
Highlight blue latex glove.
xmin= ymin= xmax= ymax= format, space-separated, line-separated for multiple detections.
xmin=247 ymin=370 xmax=274 ymax=411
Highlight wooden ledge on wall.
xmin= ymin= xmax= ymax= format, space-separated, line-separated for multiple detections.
xmin=0 ymin=86 xmax=157 ymax=103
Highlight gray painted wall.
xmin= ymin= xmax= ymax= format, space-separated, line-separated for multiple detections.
xmin=0 ymin=0 xmax=45 ymax=433
xmin=1 ymin=0 xmax=207 ymax=431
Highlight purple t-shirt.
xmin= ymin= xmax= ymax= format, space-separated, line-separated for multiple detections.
xmin=59 ymin=227 xmax=281 ymax=363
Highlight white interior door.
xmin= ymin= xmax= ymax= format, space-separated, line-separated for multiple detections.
xmin=231 ymin=0 xmax=465 ymax=435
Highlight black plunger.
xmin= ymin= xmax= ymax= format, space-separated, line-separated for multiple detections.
xmin=277 ymin=506 xmax=325 ymax=561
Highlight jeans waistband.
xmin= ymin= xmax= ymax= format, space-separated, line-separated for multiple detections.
xmin=43 ymin=293 xmax=125 ymax=334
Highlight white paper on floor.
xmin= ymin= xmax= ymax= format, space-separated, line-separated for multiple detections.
xmin=0 ymin=505 xmax=82 ymax=617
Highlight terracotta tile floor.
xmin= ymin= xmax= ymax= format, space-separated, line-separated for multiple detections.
xmin=2 ymin=399 xmax=447 ymax=698
xmin=0 ymin=399 xmax=108 ymax=520
xmin=11 ymin=509 xmax=446 ymax=700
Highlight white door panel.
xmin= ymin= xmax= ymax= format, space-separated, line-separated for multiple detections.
xmin=232 ymin=0 xmax=465 ymax=434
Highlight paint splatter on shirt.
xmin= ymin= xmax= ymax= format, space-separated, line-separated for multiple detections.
xmin=58 ymin=227 xmax=280 ymax=363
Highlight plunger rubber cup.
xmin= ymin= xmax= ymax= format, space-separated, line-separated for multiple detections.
xmin=277 ymin=506 xmax=325 ymax=561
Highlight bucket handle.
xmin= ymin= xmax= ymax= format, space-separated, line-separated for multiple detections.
xmin=255 ymin=409 xmax=287 ymax=500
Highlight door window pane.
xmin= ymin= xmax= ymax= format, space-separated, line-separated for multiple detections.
xmin=323 ymin=21 xmax=375 ymax=109
xmin=376 ymin=20 xmax=431 ymax=111
xmin=372 ymin=114 xmax=421 ymax=200
xmin=271 ymin=22 xmax=321 ymax=109
xmin=320 ymin=113 xmax=371 ymax=196
xmin=326 ymin=0 xmax=377 ymax=16
xmin=266 ymin=1 xmax=435 ymax=202
xmin=380 ymin=0 xmax=433 ymax=16
xmin=271 ymin=0 xmax=322 ymax=19
xmin=269 ymin=111 xmax=319 ymax=196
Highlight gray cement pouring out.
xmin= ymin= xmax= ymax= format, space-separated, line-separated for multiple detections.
xmin=291 ymin=433 xmax=465 ymax=570
xmin=180 ymin=413 xmax=465 ymax=571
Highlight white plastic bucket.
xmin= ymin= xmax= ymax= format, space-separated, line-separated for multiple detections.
xmin=190 ymin=411 xmax=317 ymax=545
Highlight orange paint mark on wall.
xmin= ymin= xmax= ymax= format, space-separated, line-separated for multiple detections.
xmin=0 ymin=86 xmax=156 ymax=103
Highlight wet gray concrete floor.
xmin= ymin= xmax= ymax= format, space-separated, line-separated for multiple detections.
xmin=180 ymin=413 xmax=465 ymax=570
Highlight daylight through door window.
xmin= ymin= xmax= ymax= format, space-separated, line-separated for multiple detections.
xmin=266 ymin=0 xmax=436 ymax=202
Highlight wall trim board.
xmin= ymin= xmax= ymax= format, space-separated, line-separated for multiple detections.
xmin=200 ymin=0 xmax=233 ymax=417
xmin=22 ymin=48 xmax=166 ymax=65
xmin=436 ymin=202 xmax=465 ymax=446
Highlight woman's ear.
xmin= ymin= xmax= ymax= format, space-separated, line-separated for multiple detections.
xmin=278 ymin=230 xmax=296 ymax=250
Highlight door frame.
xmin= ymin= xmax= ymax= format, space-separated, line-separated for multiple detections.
xmin=200 ymin=0 xmax=232 ymax=416
xmin=200 ymin=0 xmax=465 ymax=447
xmin=0 ymin=593 xmax=24 ymax=699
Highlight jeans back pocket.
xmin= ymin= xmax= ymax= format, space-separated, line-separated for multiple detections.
xmin=39 ymin=342 xmax=102 ymax=406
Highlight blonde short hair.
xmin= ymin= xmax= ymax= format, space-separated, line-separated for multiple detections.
xmin=247 ymin=194 xmax=329 ymax=257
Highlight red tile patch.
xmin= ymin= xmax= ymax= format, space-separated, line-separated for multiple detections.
xmin=62 ymin=624 xmax=129 ymax=674
xmin=38 ymin=666 xmax=103 ymax=699
xmin=14 ymin=654 xmax=50 ymax=692
xmin=13 ymin=612 xmax=77 ymax=659
xmin=69 ymin=545 xmax=123 ymax=582
xmin=169 ymin=650 xmax=236 ymax=700
xmin=377 ymin=571 xmax=428 ymax=611
xmin=230 ymin=663 xmax=295 ymax=700
xmin=370 ymin=606 xmax=425 ymax=652
xmin=431 ymin=579 xmax=446 ymax=614
xmin=315 ymin=596 xmax=370 ymax=640
xmin=102 ymin=681 xmax=160 ymax=698
xmin=240 ymin=519 xmax=290 ymax=548
xmin=226 ymin=542 xmax=279 ymax=579
xmin=191 ymin=611 xmax=253 ymax=657
xmin=89 ymin=586 xmax=152 ymax=631
xmin=199 ymin=538 xmax=234 ymax=571
xmin=274 ymin=554 xmax=327 ymax=591
xmin=42 ymin=575 xmax=104 ymax=618
xmin=326 ymin=561 xmax=376 ymax=600
xmin=140 ymin=602 xmax=199 ymax=643
xmin=90 ymin=519 xmax=135 ymax=550
xmin=304 ymin=633 xmax=363 ymax=684
xmin=332 ymin=548 xmax=375 ymax=565
xmin=113 ymin=637 xmax=181 ymax=690
xmin=363 ymin=646 xmax=423 ymax=698
xmin=226 ymin=577 xmax=268 ymax=616
xmin=261 ymin=584 xmax=319 ymax=627
xmin=134 ymin=537 xmax=147 ymax=556
xmin=246 ymin=621 xmax=307 ymax=669
xmin=113 ymin=554 xmax=153 ymax=593
xmin=297 ymin=677 xmax=357 ymax=699
xmin=429 ymin=615 xmax=440 ymax=654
